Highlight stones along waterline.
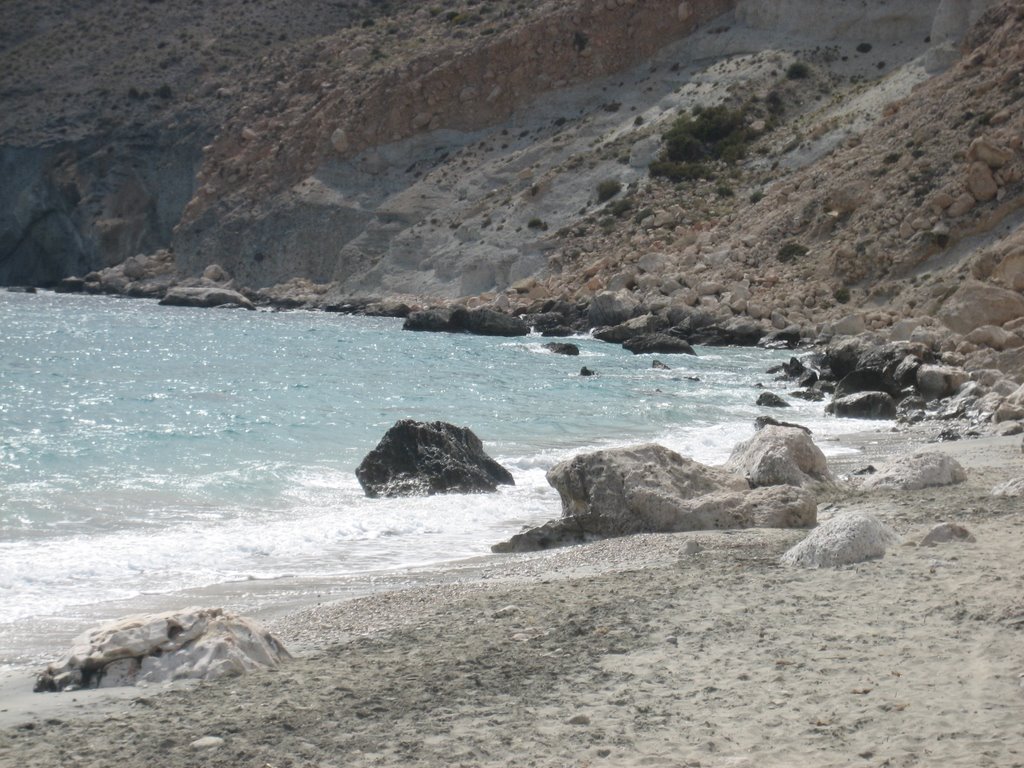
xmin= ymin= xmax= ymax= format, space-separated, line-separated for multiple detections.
xmin=0 ymin=291 xmax=858 ymax=665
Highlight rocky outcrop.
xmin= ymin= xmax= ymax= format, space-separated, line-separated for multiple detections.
xmin=543 ymin=342 xmax=580 ymax=356
xmin=780 ymin=512 xmax=900 ymax=568
xmin=491 ymin=443 xmax=821 ymax=553
xmin=356 ymin=420 xmax=514 ymax=498
xmin=723 ymin=425 xmax=832 ymax=487
xmin=35 ymin=607 xmax=290 ymax=692
xmin=937 ymin=280 xmax=1024 ymax=334
xmin=829 ymin=391 xmax=898 ymax=419
xmin=402 ymin=307 xmax=528 ymax=336
xmin=860 ymin=451 xmax=967 ymax=490
xmin=622 ymin=334 xmax=696 ymax=355
xmin=159 ymin=286 xmax=255 ymax=310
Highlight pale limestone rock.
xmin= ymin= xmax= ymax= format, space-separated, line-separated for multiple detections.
xmin=159 ymin=286 xmax=255 ymax=310
xmin=724 ymin=426 xmax=832 ymax=488
xmin=967 ymin=161 xmax=999 ymax=202
xmin=968 ymin=136 xmax=1015 ymax=169
xmin=781 ymin=513 xmax=899 ymax=568
xmin=202 ymin=264 xmax=230 ymax=283
xmin=831 ymin=313 xmax=867 ymax=336
xmin=861 ymin=452 xmax=967 ymax=491
xmin=330 ymin=128 xmax=349 ymax=153
xmin=36 ymin=608 xmax=291 ymax=692
xmin=947 ymin=191 xmax=976 ymax=217
xmin=965 ymin=325 xmax=1023 ymax=351
xmin=937 ymin=280 xmax=1024 ymax=334
xmin=889 ymin=318 xmax=920 ymax=341
xmin=588 ymin=290 xmax=638 ymax=326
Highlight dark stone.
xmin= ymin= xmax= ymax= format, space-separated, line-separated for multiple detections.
xmin=622 ymin=334 xmax=696 ymax=355
xmin=580 ymin=366 xmax=596 ymax=377
xmin=54 ymin=276 xmax=86 ymax=293
xmin=790 ymin=389 xmax=826 ymax=402
xmin=652 ymin=360 xmax=671 ymax=370
xmin=828 ymin=392 xmax=898 ymax=419
xmin=529 ymin=312 xmax=571 ymax=334
xmin=797 ymin=370 xmax=819 ymax=388
xmin=540 ymin=326 xmax=574 ymax=337
xmin=454 ymin=307 xmax=530 ymax=337
xmin=758 ymin=327 xmax=802 ymax=349
xmin=6 ymin=286 xmax=37 ymax=293
xmin=782 ymin=357 xmax=806 ymax=378
xmin=687 ymin=318 xmax=766 ymax=346
xmin=402 ymin=308 xmax=455 ymax=332
xmin=491 ymin=516 xmax=606 ymax=553
xmin=756 ymin=392 xmax=790 ymax=408
xmin=544 ymin=342 xmax=580 ymax=356
xmin=835 ymin=368 xmax=899 ymax=398
xmin=851 ymin=465 xmax=877 ymax=475
xmin=355 ymin=420 xmax=514 ymax=498
xmin=755 ymin=416 xmax=811 ymax=434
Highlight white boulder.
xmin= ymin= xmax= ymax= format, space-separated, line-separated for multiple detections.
xmin=35 ymin=607 xmax=290 ymax=692
xmin=724 ymin=426 xmax=833 ymax=487
xmin=781 ymin=512 xmax=899 ymax=568
xmin=861 ymin=452 xmax=967 ymax=490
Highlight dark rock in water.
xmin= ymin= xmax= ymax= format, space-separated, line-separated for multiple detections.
xmin=544 ymin=342 xmax=579 ymax=356
xmin=530 ymin=312 xmax=571 ymax=335
xmin=828 ymin=391 xmax=897 ymax=419
xmin=355 ymin=420 xmax=514 ymax=498
xmin=6 ymin=286 xmax=37 ymax=293
xmin=54 ymin=277 xmax=87 ymax=294
xmin=622 ymin=334 xmax=696 ymax=356
xmin=835 ymin=368 xmax=900 ymax=398
xmin=758 ymin=327 xmax=801 ymax=349
xmin=852 ymin=465 xmax=877 ymax=475
xmin=756 ymin=392 xmax=789 ymax=408
xmin=755 ymin=416 xmax=811 ymax=434
xmin=594 ymin=314 xmax=666 ymax=344
xmin=159 ymin=286 xmax=255 ymax=310
xmin=937 ymin=428 xmax=962 ymax=441
xmin=540 ymin=326 xmax=574 ymax=337
xmin=797 ymin=370 xmax=819 ymax=388
xmin=652 ymin=360 xmax=671 ymax=371
xmin=580 ymin=366 xmax=596 ymax=377
xmin=687 ymin=318 xmax=765 ymax=347
xmin=782 ymin=357 xmax=806 ymax=378
xmin=685 ymin=375 xmax=701 ymax=382
xmin=403 ymin=307 xmax=528 ymax=336
xmin=456 ymin=307 xmax=529 ymax=337
xmin=790 ymin=389 xmax=826 ymax=402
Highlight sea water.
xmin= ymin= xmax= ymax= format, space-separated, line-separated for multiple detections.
xmin=0 ymin=291 xmax=861 ymax=665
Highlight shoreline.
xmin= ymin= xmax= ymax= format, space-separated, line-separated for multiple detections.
xmin=5 ymin=424 xmax=1023 ymax=766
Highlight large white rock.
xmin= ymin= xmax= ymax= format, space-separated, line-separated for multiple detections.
xmin=35 ymin=608 xmax=290 ymax=692
xmin=861 ymin=452 xmax=967 ymax=490
xmin=724 ymin=426 xmax=833 ymax=487
xmin=937 ymin=280 xmax=1024 ymax=334
xmin=991 ymin=477 xmax=1024 ymax=496
xmin=781 ymin=512 xmax=899 ymax=568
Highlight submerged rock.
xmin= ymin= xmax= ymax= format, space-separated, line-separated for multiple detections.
xmin=543 ymin=342 xmax=580 ymax=356
xmin=622 ymin=333 xmax=696 ymax=355
xmin=35 ymin=607 xmax=290 ymax=692
xmin=356 ymin=420 xmax=514 ymax=497
xmin=829 ymin=391 xmax=898 ymax=419
xmin=781 ymin=512 xmax=899 ymax=568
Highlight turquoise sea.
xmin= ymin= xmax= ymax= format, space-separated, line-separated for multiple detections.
xmin=0 ymin=291 xmax=860 ymax=666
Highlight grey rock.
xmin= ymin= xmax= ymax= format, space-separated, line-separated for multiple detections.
xmin=356 ymin=420 xmax=514 ymax=497
xmin=781 ymin=512 xmax=899 ymax=568
xmin=622 ymin=333 xmax=696 ymax=355
xmin=724 ymin=426 xmax=832 ymax=487
xmin=861 ymin=452 xmax=967 ymax=491
xmin=756 ymin=392 xmax=789 ymax=408
xmin=159 ymin=286 xmax=255 ymax=310
xmin=920 ymin=522 xmax=976 ymax=546
xmin=829 ymin=391 xmax=897 ymax=419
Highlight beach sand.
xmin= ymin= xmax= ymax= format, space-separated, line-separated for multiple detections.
xmin=1 ymin=429 xmax=1022 ymax=767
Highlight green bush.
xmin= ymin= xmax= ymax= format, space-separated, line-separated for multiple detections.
xmin=609 ymin=197 xmax=634 ymax=217
xmin=749 ymin=189 xmax=765 ymax=204
xmin=833 ymin=287 xmax=851 ymax=304
xmin=777 ymin=241 xmax=809 ymax=262
xmin=527 ymin=218 xmax=547 ymax=230
xmin=596 ymin=179 xmax=622 ymax=202
xmin=786 ymin=62 xmax=811 ymax=80
xmin=661 ymin=105 xmax=752 ymax=165
xmin=716 ymin=185 xmax=735 ymax=198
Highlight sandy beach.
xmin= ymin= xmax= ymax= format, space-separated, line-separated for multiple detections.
xmin=1 ymin=426 xmax=1023 ymax=768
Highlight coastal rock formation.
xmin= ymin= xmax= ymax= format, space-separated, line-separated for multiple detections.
xmin=861 ymin=451 xmax=967 ymax=490
xmin=356 ymin=420 xmax=514 ymax=497
xmin=543 ymin=342 xmax=580 ymax=356
xmin=402 ymin=307 xmax=528 ymax=337
xmin=991 ymin=477 xmax=1024 ymax=496
xmin=158 ymin=286 xmax=256 ymax=311
xmin=622 ymin=334 xmax=696 ymax=356
xmin=829 ymin=392 xmax=898 ymax=420
xmin=491 ymin=443 xmax=822 ymax=552
xmin=35 ymin=607 xmax=290 ymax=693
xmin=724 ymin=426 xmax=833 ymax=487
xmin=781 ymin=512 xmax=900 ymax=568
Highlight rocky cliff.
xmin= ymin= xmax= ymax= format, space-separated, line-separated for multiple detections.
xmin=3 ymin=0 xmax=1019 ymax=365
